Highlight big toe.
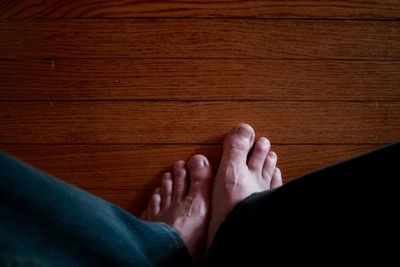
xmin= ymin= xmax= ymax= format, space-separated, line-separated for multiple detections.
xmin=187 ymin=154 xmax=213 ymax=200
xmin=222 ymin=123 xmax=255 ymax=165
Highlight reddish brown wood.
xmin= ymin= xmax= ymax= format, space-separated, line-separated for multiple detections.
xmin=1 ymin=59 xmax=399 ymax=101
xmin=0 ymin=101 xmax=398 ymax=144
xmin=89 ymin=189 xmax=153 ymax=216
xmin=0 ymin=1 xmax=398 ymax=217
xmin=1 ymin=20 xmax=399 ymax=59
xmin=1 ymin=144 xmax=379 ymax=214
xmin=0 ymin=0 xmax=399 ymax=19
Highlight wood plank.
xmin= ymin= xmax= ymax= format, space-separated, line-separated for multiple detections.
xmin=0 ymin=0 xmax=399 ymax=19
xmin=1 ymin=20 xmax=399 ymax=59
xmin=89 ymin=189 xmax=153 ymax=216
xmin=0 ymin=144 xmax=379 ymax=190
xmin=0 ymin=101 xmax=399 ymax=144
xmin=1 ymin=143 xmax=381 ymax=214
xmin=1 ymin=59 xmax=399 ymax=101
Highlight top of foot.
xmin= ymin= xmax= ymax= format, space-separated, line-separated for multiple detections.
xmin=206 ymin=123 xmax=282 ymax=249
xmin=141 ymin=154 xmax=213 ymax=263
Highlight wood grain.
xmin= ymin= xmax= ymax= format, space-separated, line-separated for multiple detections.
xmin=89 ymin=189 xmax=153 ymax=216
xmin=0 ymin=144 xmax=381 ymax=214
xmin=1 ymin=20 xmax=399 ymax=59
xmin=0 ymin=0 xmax=398 ymax=218
xmin=1 ymin=144 xmax=379 ymax=189
xmin=0 ymin=0 xmax=399 ymax=19
xmin=0 ymin=101 xmax=399 ymax=144
xmin=1 ymin=59 xmax=399 ymax=101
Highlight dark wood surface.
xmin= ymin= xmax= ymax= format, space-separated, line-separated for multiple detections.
xmin=1 ymin=59 xmax=399 ymax=101
xmin=1 ymin=20 xmax=399 ymax=59
xmin=2 ymin=144 xmax=379 ymax=215
xmin=0 ymin=1 xmax=399 ymax=215
xmin=1 ymin=0 xmax=399 ymax=19
xmin=0 ymin=102 xmax=399 ymax=144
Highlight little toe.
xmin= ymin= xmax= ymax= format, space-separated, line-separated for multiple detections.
xmin=140 ymin=210 xmax=147 ymax=220
xmin=161 ymin=172 xmax=173 ymax=211
xmin=262 ymin=151 xmax=277 ymax=184
xmin=147 ymin=187 xmax=161 ymax=220
xmin=173 ymin=160 xmax=187 ymax=201
xmin=248 ymin=137 xmax=270 ymax=172
xmin=221 ymin=123 xmax=255 ymax=166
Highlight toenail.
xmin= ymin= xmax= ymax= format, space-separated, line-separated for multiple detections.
xmin=190 ymin=158 xmax=206 ymax=169
xmin=260 ymin=137 xmax=269 ymax=146
xmin=237 ymin=126 xmax=252 ymax=140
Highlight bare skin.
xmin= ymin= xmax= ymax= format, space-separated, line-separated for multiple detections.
xmin=141 ymin=123 xmax=282 ymax=262
xmin=141 ymin=154 xmax=213 ymax=263
xmin=206 ymin=123 xmax=282 ymax=249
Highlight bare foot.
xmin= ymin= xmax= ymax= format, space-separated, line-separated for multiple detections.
xmin=141 ymin=154 xmax=213 ymax=263
xmin=207 ymin=123 xmax=282 ymax=249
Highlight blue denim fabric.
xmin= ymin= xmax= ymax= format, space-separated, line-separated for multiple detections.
xmin=0 ymin=152 xmax=193 ymax=267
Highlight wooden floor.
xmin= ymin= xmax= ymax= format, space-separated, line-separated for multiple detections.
xmin=0 ymin=1 xmax=399 ymax=216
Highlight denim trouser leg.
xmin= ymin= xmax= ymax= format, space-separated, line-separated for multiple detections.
xmin=0 ymin=152 xmax=193 ymax=267
xmin=204 ymin=142 xmax=399 ymax=266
